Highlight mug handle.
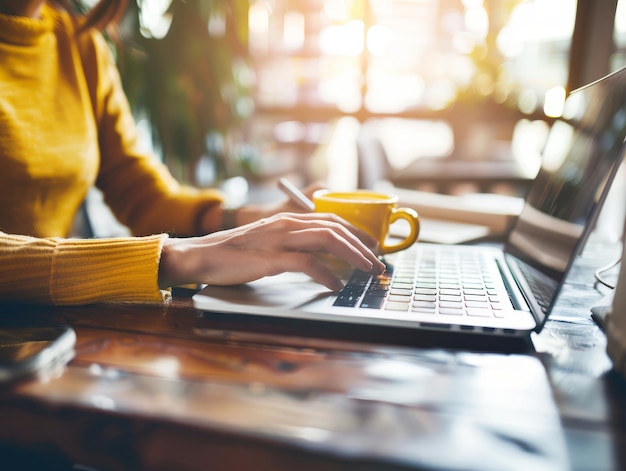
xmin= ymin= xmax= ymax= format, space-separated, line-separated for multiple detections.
xmin=381 ymin=207 xmax=420 ymax=254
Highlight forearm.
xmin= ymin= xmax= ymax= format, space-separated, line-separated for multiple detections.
xmin=0 ymin=232 xmax=168 ymax=305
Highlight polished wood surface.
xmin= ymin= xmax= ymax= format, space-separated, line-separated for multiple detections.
xmin=0 ymin=235 xmax=625 ymax=471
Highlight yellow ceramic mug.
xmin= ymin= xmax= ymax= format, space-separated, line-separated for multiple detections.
xmin=312 ymin=190 xmax=420 ymax=254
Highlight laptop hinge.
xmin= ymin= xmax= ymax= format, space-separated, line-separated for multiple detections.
xmin=496 ymin=257 xmax=534 ymax=316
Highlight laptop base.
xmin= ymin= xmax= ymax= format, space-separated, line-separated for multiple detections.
xmin=196 ymin=310 xmax=534 ymax=354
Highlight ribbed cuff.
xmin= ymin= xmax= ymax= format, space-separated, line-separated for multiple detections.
xmin=51 ymin=234 xmax=168 ymax=305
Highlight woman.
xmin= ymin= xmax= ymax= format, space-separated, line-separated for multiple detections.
xmin=0 ymin=0 xmax=384 ymax=304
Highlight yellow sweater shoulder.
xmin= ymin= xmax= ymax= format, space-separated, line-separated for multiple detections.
xmin=0 ymin=5 xmax=223 ymax=304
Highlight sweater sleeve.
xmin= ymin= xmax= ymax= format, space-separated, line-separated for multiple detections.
xmin=0 ymin=231 xmax=169 ymax=305
xmin=77 ymin=31 xmax=225 ymax=237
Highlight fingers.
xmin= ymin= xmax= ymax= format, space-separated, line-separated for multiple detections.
xmin=263 ymin=212 xmax=381 ymax=251
xmin=162 ymin=211 xmax=386 ymax=290
xmin=239 ymin=213 xmax=386 ymax=276
xmin=262 ymin=251 xmax=347 ymax=291
xmin=264 ymin=213 xmax=383 ymax=268
xmin=280 ymin=227 xmax=382 ymax=274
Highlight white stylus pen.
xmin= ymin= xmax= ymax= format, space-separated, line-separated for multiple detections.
xmin=278 ymin=177 xmax=316 ymax=212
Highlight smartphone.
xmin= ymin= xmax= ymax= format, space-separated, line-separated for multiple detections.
xmin=0 ymin=322 xmax=76 ymax=382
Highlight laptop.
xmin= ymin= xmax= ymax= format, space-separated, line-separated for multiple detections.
xmin=193 ymin=66 xmax=626 ymax=340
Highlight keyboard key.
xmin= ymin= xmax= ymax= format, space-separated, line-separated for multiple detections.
xmin=364 ymin=290 xmax=387 ymax=299
xmin=392 ymin=282 xmax=413 ymax=290
xmin=462 ymin=282 xmax=483 ymax=289
xmin=361 ymin=295 xmax=385 ymax=309
xmin=412 ymin=300 xmax=436 ymax=309
xmin=439 ymin=283 xmax=461 ymax=290
xmin=440 ymin=300 xmax=463 ymax=309
xmin=384 ymin=301 xmax=410 ymax=311
xmin=390 ymin=288 xmax=412 ymax=296
xmin=439 ymin=307 xmax=464 ymax=316
xmin=463 ymin=288 xmax=485 ymax=296
xmin=415 ymin=287 xmax=437 ymax=295
xmin=466 ymin=300 xmax=489 ymax=308
xmin=411 ymin=306 xmax=437 ymax=314
xmin=333 ymin=293 xmax=363 ymax=307
xmin=416 ymin=282 xmax=437 ymax=289
xmin=367 ymin=284 xmax=390 ymax=292
xmin=467 ymin=307 xmax=492 ymax=317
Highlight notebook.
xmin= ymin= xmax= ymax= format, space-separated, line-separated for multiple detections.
xmin=193 ymin=66 xmax=626 ymax=340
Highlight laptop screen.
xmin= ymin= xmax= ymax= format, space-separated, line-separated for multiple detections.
xmin=505 ymin=66 xmax=626 ymax=322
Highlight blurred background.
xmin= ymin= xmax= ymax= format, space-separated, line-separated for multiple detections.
xmin=85 ymin=0 xmax=626 ymax=234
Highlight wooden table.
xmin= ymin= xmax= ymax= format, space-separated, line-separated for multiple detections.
xmin=0 ymin=235 xmax=625 ymax=471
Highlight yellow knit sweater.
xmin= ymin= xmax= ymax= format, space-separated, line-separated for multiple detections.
xmin=0 ymin=4 xmax=224 ymax=304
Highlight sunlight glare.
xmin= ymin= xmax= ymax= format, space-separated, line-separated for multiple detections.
xmin=541 ymin=120 xmax=574 ymax=171
xmin=283 ymin=11 xmax=305 ymax=50
xmin=366 ymin=73 xmax=425 ymax=113
xmin=319 ymin=21 xmax=365 ymax=56
xmin=138 ymin=0 xmax=173 ymax=39
xmin=464 ymin=4 xmax=488 ymax=38
xmin=452 ymin=31 xmax=475 ymax=55
xmin=319 ymin=74 xmax=362 ymax=112
xmin=367 ymin=24 xmax=391 ymax=56
xmin=323 ymin=0 xmax=350 ymax=22
xmin=249 ymin=1 xmax=270 ymax=35
xmin=617 ymin=1 xmax=626 ymax=35
xmin=496 ymin=26 xmax=524 ymax=58
xmin=543 ymin=86 xmax=566 ymax=118
xmin=151 ymin=357 xmax=180 ymax=379
xmin=518 ymin=88 xmax=538 ymax=115
xmin=506 ymin=0 xmax=576 ymax=41
xmin=249 ymin=1 xmax=271 ymax=54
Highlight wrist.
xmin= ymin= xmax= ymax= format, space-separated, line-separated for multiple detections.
xmin=232 ymin=204 xmax=265 ymax=227
xmin=159 ymin=238 xmax=201 ymax=289
xmin=222 ymin=203 xmax=266 ymax=229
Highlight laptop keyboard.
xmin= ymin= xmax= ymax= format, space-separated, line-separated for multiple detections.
xmin=333 ymin=246 xmax=510 ymax=318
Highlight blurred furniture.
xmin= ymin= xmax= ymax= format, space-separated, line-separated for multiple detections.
xmin=245 ymin=0 xmax=624 ymax=201
xmin=305 ymin=116 xmax=537 ymax=200
xmin=0 ymin=233 xmax=625 ymax=471
xmin=355 ymin=117 xmax=537 ymax=195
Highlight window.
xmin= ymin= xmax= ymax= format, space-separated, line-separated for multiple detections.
xmin=245 ymin=0 xmax=580 ymax=195
xmin=248 ymin=0 xmax=577 ymax=119
xmin=613 ymin=0 xmax=626 ymax=71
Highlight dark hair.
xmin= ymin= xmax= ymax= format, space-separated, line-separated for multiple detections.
xmin=53 ymin=0 xmax=129 ymax=33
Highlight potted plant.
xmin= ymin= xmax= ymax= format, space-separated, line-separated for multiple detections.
xmin=106 ymin=0 xmax=254 ymax=183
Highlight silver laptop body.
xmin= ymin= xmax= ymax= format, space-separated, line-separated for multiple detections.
xmin=193 ymin=67 xmax=626 ymax=339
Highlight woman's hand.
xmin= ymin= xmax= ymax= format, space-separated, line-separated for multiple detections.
xmin=159 ymin=212 xmax=385 ymax=291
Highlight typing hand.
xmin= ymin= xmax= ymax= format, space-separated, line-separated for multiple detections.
xmin=159 ymin=212 xmax=385 ymax=291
